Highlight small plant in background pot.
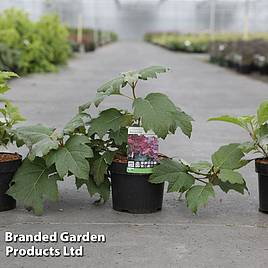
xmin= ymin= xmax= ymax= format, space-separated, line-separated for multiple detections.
xmin=209 ymin=100 xmax=268 ymax=213
xmin=0 ymin=71 xmax=25 ymax=212
xmin=79 ymin=66 xmax=193 ymax=213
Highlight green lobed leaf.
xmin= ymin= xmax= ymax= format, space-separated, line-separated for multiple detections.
xmin=190 ymin=161 xmax=212 ymax=172
xmin=238 ymin=141 xmax=256 ymax=154
xmin=208 ymin=115 xmax=254 ymax=129
xmin=78 ymin=101 xmax=91 ymax=113
xmin=109 ymin=128 xmax=128 ymax=145
xmin=94 ymin=76 xmax=126 ymax=107
xmin=63 ymin=113 xmax=91 ymax=135
xmin=0 ymin=125 xmax=12 ymax=146
xmin=211 ymin=143 xmax=248 ymax=170
xmin=103 ymin=150 xmax=116 ymax=165
xmin=133 ymin=93 xmax=192 ymax=139
xmin=7 ymin=158 xmax=60 ymax=216
xmin=89 ymin=108 xmax=133 ymax=138
xmin=240 ymin=115 xmax=256 ymax=124
xmin=167 ymin=172 xmax=195 ymax=193
xmin=133 ymin=93 xmax=174 ymax=138
xmin=218 ymin=169 xmax=244 ymax=185
xmin=91 ymin=157 xmax=108 ymax=186
xmin=186 ymin=183 xmax=215 ymax=214
xmin=46 ymin=135 xmax=93 ymax=180
xmin=150 ymin=159 xmax=188 ymax=184
xmin=0 ymin=71 xmax=18 ymax=94
xmin=3 ymin=101 xmax=25 ymax=124
xmin=258 ymin=123 xmax=268 ymax=139
xmin=76 ymin=176 xmax=110 ymax=202
xmin=97 ymin=76 xmax=126 ymax=94
xmin=13 ymin=124 xmax=60 ymax=160
xmin=171 ymin=108 xmax=193 ymax=138
xmin=217 ymin=179 xmax=247 ymax=194
xmin=138 ymin=66 xmax=169 ymax=80
xmin=257 ymin=100 xmax=268 ymax=125
xmin=94 ymin=92 xmax=106 ymax=108
xmin=90 ymin=151 xmax=115 ymax=186
xmin=79 ymin=77 xmax=127 ymax=109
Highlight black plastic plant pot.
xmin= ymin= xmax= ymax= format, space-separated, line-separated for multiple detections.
xmin=227 ymin=61 xmax=235 ymax=69
xmin=237 ymin=65 xmax=252 ymax=74
xmin=0 ymin=153 xmax=22 ymax=212
xmin=84 ymin=42 xmax=96 ymax=52
xmin=255 ymin=159 xmax=268 ymax=214
xmin=260 ymin=65 xmax=268 ymax=75
xmin=110 ymin=162 xmax=164 ymax=214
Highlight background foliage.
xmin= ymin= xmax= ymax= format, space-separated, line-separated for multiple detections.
xmin=145 ymin=32 xmax=268 ymax=54
xmin=0 ymin=8 xmax=71 ymax=74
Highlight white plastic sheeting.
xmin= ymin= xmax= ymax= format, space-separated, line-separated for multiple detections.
xmin=0 ymin=0 xmax=267 ymax=39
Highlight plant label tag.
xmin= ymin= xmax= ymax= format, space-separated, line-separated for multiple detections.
xmin=127 ymin=127 xmax=158 ymax=174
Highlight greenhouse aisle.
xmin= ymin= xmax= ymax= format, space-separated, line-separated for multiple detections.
xmin=2 ymin=41 xmax=268 ymax=267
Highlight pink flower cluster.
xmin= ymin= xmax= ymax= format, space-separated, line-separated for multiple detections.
xmin=128 ymin=134 xmax=158 ymax=161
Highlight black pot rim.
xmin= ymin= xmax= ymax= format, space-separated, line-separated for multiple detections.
xmin=0 ymin=152 xmax=22 ymax=173
xmin=0 ymin=151 xmax=22 ymax=158
xmin=255 ymin=158 xmax=268 ymax=175
xmin=110 ymin=153 xmax=169 ymax=176
xmin=110 ymin=161 xmax=151 ymax=176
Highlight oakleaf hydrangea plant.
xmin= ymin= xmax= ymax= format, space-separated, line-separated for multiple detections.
xmin=8 ymin=115 xmax=93 ymax=216
xmin=8 ymin=66 xmax=193 ymax=215
xmin=76 ymin=66 xmax=194 ymax=202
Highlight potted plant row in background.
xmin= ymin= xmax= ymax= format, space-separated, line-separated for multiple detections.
xmin=144 ymin=32 xmax=268 ymax=54
xmin=145 ymin=32 xmax=268 ymax=76
xmin=144 ymin=32 xmax=211 ymax=53
xmin=0 ymin=8 xmax=118 ymax=75
xmin=209 ymin=40 xmax=268 ymax=75
xmin=0 ymin=68 xmax=268 ymax=215
xmin=68 ymin=27 xmax=118 ymax=53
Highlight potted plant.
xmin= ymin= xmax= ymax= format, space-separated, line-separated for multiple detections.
xmin=7 ymin=110 xmax=96 ymax=215
xmin=78 ymin=66 xmax=193 ymax=213
xmin=209 ymin=100 xmax=268 ymax=213
xmin=253 ymin=40 xmax=268 ymax=75
xmin=7 ymin=66 xmax=192 ymax=215
xmin=0 ymin=71 xmax=25 ymax=212
xmin=82 ymin=29 xmax=96 ymax=52
xmin=236 ymin=41 xmax=256 ymax=74
xmin=149 ymin=143 xmax=248 ymax=214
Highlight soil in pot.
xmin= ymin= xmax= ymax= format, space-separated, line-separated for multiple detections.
xmin=255 ymin=159 xmax=268 ymax=214
xmin=110 ymin=154 xmax=164 ymax=214
xmin=0 ymin=153 xmax=22 ymax=212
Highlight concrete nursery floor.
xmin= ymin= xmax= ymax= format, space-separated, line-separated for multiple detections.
xmin=1 ymin=41 xmax=268 ymax=268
